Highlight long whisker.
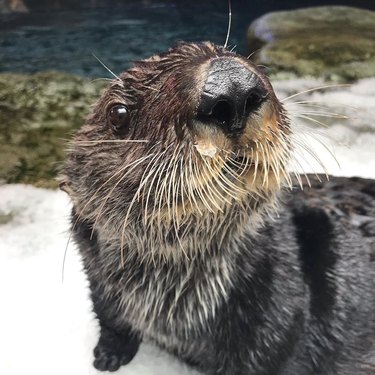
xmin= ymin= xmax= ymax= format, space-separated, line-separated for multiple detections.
xmin=154 ymin=143 xmax=175 ymax=230
xmin=286 ymin=101 xmax=341 ymax=110
xmin=165 ymin=146 xmax=181 ymax=223
xmin=223 ymin=0 xmax=232 ymax=49
xmin=148 ymin=159 xmax=168 ymax=250
xmin=192 ymin=154 xmax=217 ymax=213
xmin=157 ymin=145 xmax=189 ymax=260
xmin=216 ymin=155 xmax=249 ymax=194
xmin=293 ymin=124 xmax=340 ymax=169
xmin=62 ymin=153 xmax=153 ymax=281
xmin=290 ymin=111 xmax=349 ymax=119
xmin=119 ymin=150 xmax=167 ymax=266
xmin=90 ymin=78 xmax=115 ymax=83
xmin=286 ymin=100 xmax=359 ymax=112
xmin=139 ymin=149 xmax=172 ymax=258
xmin=93 ymin=152 xmax=157 ymax=239
xmin=265 ymin=141 xmax=280 ymax=187
xmin=92 ymin=53 xmax=121 ymax=80
xmin=74 ymin=139 xmax=149 ymax=145
xmin=61 ymin=229 xmax=74 ymax=283
xmin=144 ymin=148 xmax=170 ymax=226
xmin=258 ymin=142 xmax=269 ymax=188
xmin=281 ymin=84 xmax=351 ymax=102
xmin=207 ymin=154 xmax=244 ymax=201
xmin=271 ymin=133 xmax=303 ymax=189
xmin=294 ymin=114 xmax=331 ymax=128
xmin=219 ymin=155 xmax=248 ymax=183
xmin=64 ymin=151 xmax=155 ymax=267
xmin=290 ymin=128 xmax=335 ymax=180
xmin=170 ymin=147 xmax=182 ymax=228
xmin=201 ymin=157 xmax=232 ymax=208
xmin=179 ymin=152 xmax=187 ymax=217
xmin=247 ymin=48 xmax=261 ymax=60
xmin=287 ymin=157 xmax=306 ymax=189
xmin=188 ymin=149 xmax=203 ymax=216
xmin=214 ymin=149 xmax=250 ymax=183
xmin=252 ymin=147 xmax=260 ymax=186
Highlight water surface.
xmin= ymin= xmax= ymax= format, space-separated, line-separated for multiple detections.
xmin=0 ymin=0 xmax=374 ymax=77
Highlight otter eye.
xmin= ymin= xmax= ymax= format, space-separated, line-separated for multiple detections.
xmin=108 ymin=104 xmax=129 ymax=130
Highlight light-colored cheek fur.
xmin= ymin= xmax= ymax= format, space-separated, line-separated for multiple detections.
xmin=64 ymin=123 xmax=287 ymax=263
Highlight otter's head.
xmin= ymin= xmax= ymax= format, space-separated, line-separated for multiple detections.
xmin=62 ymin=42 xmax=291 ymax=259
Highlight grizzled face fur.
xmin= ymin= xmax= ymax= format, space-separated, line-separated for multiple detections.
xmin=61 ymin=42 xmax=291 ymax=260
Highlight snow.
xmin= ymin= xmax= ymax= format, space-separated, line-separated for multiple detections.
xmin=0 ymin=78 xmax=374 ymax=375
xmin=0 ymin=186 xmax=199 ymax=375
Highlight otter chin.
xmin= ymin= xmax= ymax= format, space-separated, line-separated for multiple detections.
xmin=61 ymin=42 xmax=374 ymax=374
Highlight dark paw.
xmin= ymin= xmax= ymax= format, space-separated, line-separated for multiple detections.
xmin=93 ymin=343 xmax=134 ymax=372
xmin=93 ymin=327 xmax=141 ymax=372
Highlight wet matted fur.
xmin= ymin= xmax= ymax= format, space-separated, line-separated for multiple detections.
xmin=61 ymin=42 xmax=375 ymax=374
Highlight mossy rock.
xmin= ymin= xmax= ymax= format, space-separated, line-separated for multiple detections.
xmin=247 ymin=6 xmax=375 ymax=81
xmin=0 ymin=72 xmax=106 ymax=187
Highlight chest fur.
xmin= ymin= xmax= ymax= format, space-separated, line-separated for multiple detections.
xmin=91 ymin=244 xmax=235 ymax=341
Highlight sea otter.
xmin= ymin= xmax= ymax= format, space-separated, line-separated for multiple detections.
xmin=60 ymin=42 xmax=375 ymax=374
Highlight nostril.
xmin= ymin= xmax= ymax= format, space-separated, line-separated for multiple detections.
xmin=211 ymin=100 xmax=234 ymax=127
xmin=197 ymin=58 xmax=271 ymax=134
xmin=197 ymin=99 xmax=234 ymax=128
xmin=245 ymin=91 xmax=266 ymax=115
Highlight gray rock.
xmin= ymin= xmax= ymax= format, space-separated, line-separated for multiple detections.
xmin=247 ymin=6 xmax=375 ymax=81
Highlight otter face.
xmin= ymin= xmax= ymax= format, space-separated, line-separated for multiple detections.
xmin=62 ymin=42 xmax=291 ymax=255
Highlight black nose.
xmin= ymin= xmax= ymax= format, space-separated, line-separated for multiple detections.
xmin=197 ymin=58 xmax=267 ymax=135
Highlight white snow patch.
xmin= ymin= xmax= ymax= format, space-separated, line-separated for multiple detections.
xmin=0 ymin=185 xmax=199 ymax=375
xmin=1 ymin=78 xmax=374 ymax=375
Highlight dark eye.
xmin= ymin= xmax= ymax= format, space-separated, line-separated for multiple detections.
xmin=108 ymin=104 xmax=130 ymax=130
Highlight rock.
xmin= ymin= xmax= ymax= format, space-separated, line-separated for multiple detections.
xmin=0 ymin=211 xmax=13 ymax=225
xmin=0 ymin=0 xmax=28 ymax=13
xmin=247 ymin=6 xmax=375 ymax=81
xmin=0 ymin=72 xmax=106 ymax=187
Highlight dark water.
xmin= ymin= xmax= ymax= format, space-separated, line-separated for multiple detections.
xmin=0 ymin=0 xmax=374 ymax=77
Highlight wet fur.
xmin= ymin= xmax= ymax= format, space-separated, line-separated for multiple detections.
xmin=62 ymin=43 xmax=375 ymax=374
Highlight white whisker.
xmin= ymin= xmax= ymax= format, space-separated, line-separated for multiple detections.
xmin=281 ymin=84 xmax=351 ymax=102
xmin=223 ymin=0 xmax=232 ymax=49
xmin=92 ymin=53 xmax=121 ymax=80
xmin=75 ymin=139 xmax=149 ymax=145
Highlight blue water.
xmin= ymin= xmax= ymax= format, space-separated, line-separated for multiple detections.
xmin=0 ymin=0 xmax=374 ymax=77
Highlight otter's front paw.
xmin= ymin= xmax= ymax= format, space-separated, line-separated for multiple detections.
xmin=93 ymin=343 xmax=136 ymax=372
xmin=93 ymin=326 xmax=141 ymax=372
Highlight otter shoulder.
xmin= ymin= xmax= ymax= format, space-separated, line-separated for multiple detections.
xmin=287 ymin=174 xmax=375 ymax=250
